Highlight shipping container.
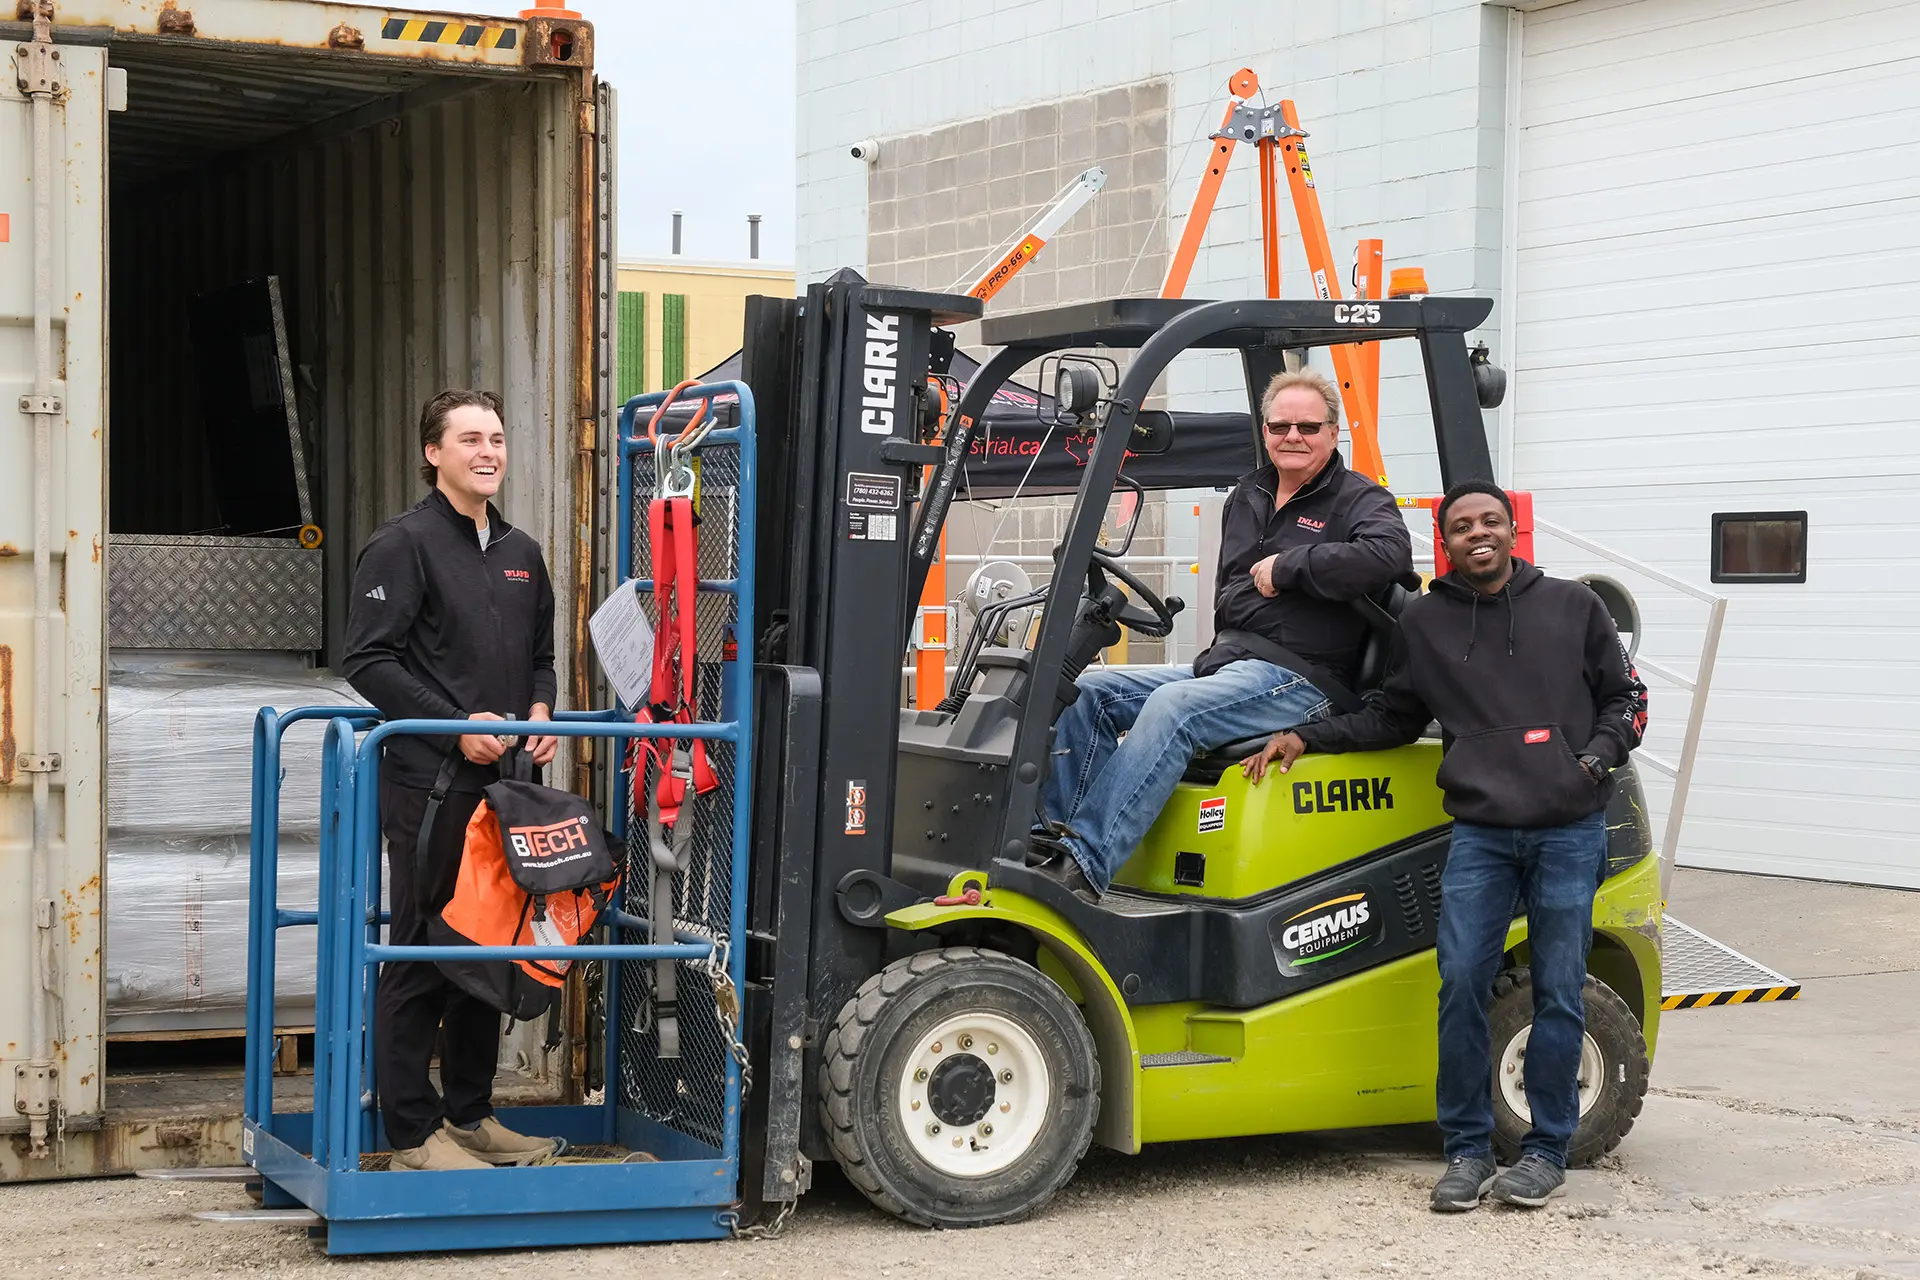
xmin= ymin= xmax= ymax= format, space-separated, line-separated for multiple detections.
xmin=0 ymin=0 xmax=616 ymax=1180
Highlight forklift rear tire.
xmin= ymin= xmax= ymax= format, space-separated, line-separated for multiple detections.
xmin=1488 ymin=968 xmax=1648 ymax=1168
xmin=819 ymin=946 xmax=1101 ymax=1228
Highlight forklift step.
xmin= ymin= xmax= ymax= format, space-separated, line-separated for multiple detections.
xmin=193 ymin=1209 xmax=323 ymax=1227
xmin=1140 ymin=1051 xmax=1232 ymax=1068
xmin=135 ymin=1167 xmax=259 ymax=1183
xmin=1660 ymin=916 xmax=1801 ymax=1010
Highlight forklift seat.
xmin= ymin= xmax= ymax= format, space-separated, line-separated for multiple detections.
xmin=1180 ymin=582 xmax=1414 ymax=784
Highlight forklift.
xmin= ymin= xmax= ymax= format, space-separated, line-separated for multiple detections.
xmin=721 ymin=273 xmax=1662 ymax=1230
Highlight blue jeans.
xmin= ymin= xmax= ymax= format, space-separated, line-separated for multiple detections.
xmin=1041 ymin=660 xmax=1330 ymax=891
xmin=1435 ymin=812 xmax=1606 ymax=1168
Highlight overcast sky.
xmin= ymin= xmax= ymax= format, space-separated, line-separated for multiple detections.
xmin=590 ymin=1 xmax=798 ymax=265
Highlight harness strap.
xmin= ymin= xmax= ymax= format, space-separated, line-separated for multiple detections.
xmin=414 ymin=750 xmax=465 ymax=904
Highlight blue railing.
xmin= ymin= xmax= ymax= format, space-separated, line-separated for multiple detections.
xmin=239 ymin=382 xmax=756 ymax=1254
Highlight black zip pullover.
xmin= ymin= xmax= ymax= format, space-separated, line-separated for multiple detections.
xmin=1195 ymin=451 xmax=1418 ymax=686
xmin=342 ymin=488 xmax=558 ymax=792
xmin=1295 ymin=559 xmax=1649 ymax=828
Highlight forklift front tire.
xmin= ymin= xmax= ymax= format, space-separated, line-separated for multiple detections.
xmin=1488 ymin=968 xmax=1649 ymax=1168
xmin=819 ymin=946 xmax=1101 ymax=1228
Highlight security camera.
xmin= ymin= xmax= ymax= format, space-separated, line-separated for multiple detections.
xmin=850 ymin=138 xmax=880 ymax=164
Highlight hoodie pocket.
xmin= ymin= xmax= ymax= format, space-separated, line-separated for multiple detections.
xmin=1435 ymin=724 xmax=1603 ymax=828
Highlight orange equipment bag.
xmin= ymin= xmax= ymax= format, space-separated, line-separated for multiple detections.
xmin=422 ymin=750 xmax=621 ymax=1022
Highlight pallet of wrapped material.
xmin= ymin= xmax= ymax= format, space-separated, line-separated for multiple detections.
xmin=104 ymin=834 xmax=389 ymax=1026
xmin=107 ymin=651 xmax=368 ymax=838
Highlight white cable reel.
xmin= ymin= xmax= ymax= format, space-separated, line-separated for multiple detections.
xmin=963 ymin=560 xmax=1036 ymax=649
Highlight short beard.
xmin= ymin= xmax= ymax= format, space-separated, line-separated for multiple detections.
xmin=1458 ymin=550 xmax=1511 ymax=587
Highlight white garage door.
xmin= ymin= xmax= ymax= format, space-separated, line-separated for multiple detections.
xmin=1512 ymin=0 xmax=1920 ymax=886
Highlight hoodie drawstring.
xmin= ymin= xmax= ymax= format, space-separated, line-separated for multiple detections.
xmin=1463 ymin=584 xmax=1517 ymax=660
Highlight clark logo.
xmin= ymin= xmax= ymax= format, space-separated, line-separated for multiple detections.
xmin=1293 ymin=777 xmax=1393 ymax=814
xmin=1274 ymin=892 xmax=1383 ymax=968
xmin=858 ymin=312 xmax=900 ymax=435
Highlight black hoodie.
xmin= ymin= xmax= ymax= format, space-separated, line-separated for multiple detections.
xmin=1194 ymin=450 xmax=1418 ymax=686
xmin=1294 ymin=559 xmax=1648 ymax=829
xmin=341 ymin=488 xmax=558 ymax=792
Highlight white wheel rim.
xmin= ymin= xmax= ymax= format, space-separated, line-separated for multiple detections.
xmin=1497 ymin=1025 xmax=1604 ymax=1123
xmin=896 ymin=1010 xmax=1051 ymax=1177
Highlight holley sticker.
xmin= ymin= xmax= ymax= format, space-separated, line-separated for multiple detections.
xmin=1198 ymin=796 xmax=1226 ymax=834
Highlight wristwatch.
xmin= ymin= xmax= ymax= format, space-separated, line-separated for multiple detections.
xmin=1577 ymin=754 xmax=1608 ymax=784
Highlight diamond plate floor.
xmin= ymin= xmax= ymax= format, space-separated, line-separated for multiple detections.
xmin=1661 ymin=917 xmax=1802 ymax=1010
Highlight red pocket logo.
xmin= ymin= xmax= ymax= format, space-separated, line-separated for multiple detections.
xmin=1296 ymin=516 xmax=1326 ymax=531
xmin=1524 ymin=729 xmax=1551 ymax=744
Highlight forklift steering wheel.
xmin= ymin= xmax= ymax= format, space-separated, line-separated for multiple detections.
xmin=1088 ymin=549 xmax=1182 ymax=638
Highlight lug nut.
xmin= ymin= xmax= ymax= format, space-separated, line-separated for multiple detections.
xmin=1000 ymin=1069 xmax=1013 ymax=1083
xmin=988 ymin=1043 xmax=998 ymax=1055
xmin=928 ymin=1122 xmax=941 ymax=1136
xmin=911 ymin=1100 xmax=921 ymax=1111
xmin=931 ymin=1041 xmax=942 ymax=1054
xmin=1000 ymin=1101 xmax=1011 ymax=1113
xmin=981 ymin=1123 xmax=994 ymax=1136
xmin=915 ymin=1068 xmax=929 ymax=1082
xmin=959 ymin=1034 xmax=973 ymax=1050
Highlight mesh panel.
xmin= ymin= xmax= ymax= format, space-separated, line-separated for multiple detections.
xmin=616 ymin=441 xmax=742 ymax=1150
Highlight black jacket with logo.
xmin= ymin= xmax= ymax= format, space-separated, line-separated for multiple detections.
xmin=1194 ymin=451 xmax=1418 ymax=687
xmin=1294 ymin=559 xmax=1649 ymax=828
xmin=341 ymin=488 xmax=558 ymax=792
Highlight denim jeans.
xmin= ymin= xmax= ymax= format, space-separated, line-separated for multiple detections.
xmin=1041 ymin=660 xmax=1330 ymax=891
xmin=1435 ymin=811 xmax=1607 ymax=1168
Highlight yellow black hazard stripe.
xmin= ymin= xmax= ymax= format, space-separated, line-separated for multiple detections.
xmin=380 ymin=17 xmax=519 ymax=50
xmin=1660 ymin=984 xmax=1801 ymax=1011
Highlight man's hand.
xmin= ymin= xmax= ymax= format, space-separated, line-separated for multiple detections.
xmin=459 ymin=711 xmax=508 ymax=765
xmin=1241 ymin=731 xmax=1307 ymax=784
xmin=1250 ymin=553 xmax=1281 ymax=598
xmin=526 ymin=703 xmax=559 ymax=767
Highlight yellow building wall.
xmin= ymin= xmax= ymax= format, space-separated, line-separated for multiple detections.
xmin=616 ymin=259 xmax=796 ymax=390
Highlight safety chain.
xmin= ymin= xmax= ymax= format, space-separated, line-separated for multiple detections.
xmin=719 ymin=1194 xmax=797 ymax=1241
xmin=702 ymin=939 xmax=754 ymax=1100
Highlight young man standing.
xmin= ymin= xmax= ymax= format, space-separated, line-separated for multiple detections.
xmin=342 ymin=389 xmax=566 ymax=1172
xmin=1242 ymin=480 xmax=1647 ymax=1211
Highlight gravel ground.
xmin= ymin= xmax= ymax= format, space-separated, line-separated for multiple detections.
xmin=0 ymin=1111 xmax=1899 ymax=1280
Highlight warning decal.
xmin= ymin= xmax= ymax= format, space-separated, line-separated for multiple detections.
xmin=846 ymin=780 xmax=868 ymax=836
xmin=1199 ymin=796 xmax=1226 ymax=834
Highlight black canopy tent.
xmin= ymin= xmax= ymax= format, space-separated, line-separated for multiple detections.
xmin=676 ymin=347 xmax=1261 ymax=498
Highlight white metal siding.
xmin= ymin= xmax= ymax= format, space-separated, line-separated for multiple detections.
xmin=1513 ymin=0 xmax=1920 ymax=885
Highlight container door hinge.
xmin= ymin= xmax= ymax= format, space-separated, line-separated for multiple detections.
xmin=12 ymin=39 xmax=65 ymax=99
xmin=17 ymin=753 xmax=60 ymax=773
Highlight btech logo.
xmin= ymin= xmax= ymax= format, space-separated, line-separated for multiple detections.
xmin=508 ymin=816 xmax=590 ymax=860
xmin=1293 ymin=777 xmax=1393 ymax=814
xmin=503 ymin=568 xmax=531 ymax=582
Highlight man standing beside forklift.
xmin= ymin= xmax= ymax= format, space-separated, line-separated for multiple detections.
xmin=1243 ymin=480 xmax=1648 ymax=1211
xmin=341 ymin=389 xmax=567 ymax=1172
xmin=1033 ymin=369 xmax=1418 ymax=896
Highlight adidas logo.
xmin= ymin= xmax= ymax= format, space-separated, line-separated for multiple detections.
xmin=365 ymin=585 xmax=387 ymax=601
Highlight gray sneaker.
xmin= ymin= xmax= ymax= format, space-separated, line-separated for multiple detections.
xmin=1430 ymin=1154 xmax=1499 ymax=1212
xmin=1491 ymin=1153 xmax=1567 ymax=1207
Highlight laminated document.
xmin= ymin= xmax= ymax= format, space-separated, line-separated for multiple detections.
xmin=589 ymin=579 xmax=656 ymax=709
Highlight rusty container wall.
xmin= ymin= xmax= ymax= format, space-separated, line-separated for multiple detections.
xmin=0 ymin=2 xmax=593 ymax=1181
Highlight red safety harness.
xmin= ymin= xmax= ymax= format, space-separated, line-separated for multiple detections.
xmin=631 ymin=382 xmax=721 ymax=1057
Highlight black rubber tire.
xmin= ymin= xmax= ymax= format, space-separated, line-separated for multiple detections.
xmin=818 ymin=946 xmax=1101 ymax=1228
xmin=1488 ymin=968 xmax=1648 ymax=1167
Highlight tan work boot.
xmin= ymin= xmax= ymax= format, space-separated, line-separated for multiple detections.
xmin=440 ymin=1116 xmax=567 ymax=1167
xmin=389 ymin=1129 xmax=492 ymax=1171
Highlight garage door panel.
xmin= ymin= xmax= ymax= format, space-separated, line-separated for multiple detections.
xmin=1521 ymin=0 xmax=1919 ymax=120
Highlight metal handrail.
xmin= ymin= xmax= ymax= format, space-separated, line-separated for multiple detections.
xmin=1532 ymin=517 xmax=1727 ymax=901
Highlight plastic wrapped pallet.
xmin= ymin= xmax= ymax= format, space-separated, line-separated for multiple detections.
xmin=106 ymin=651 xmax=369 ymax=838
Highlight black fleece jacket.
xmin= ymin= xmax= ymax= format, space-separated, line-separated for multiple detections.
xmin=341 ymin=488 xmax=558 ymax=792
xmin=1194 ymin=451 xmax=1418 ymax=687
xmin=1295 ymin=559 xmax=1648 ymax=828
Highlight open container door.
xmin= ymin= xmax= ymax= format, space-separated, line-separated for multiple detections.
xmin=0 ymin=14 xmax=110 ymax=1177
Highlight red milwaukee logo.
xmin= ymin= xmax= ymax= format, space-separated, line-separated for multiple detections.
xmin=508 ymin=817 xmax=590 ymax=859
xmin=1524 ymin=729 xmax=1551 ymax=744
xmin=1297 ymin=516 xmax=1326 ymax=530
xmin=503 ymin=568 xmax=531 ymax=582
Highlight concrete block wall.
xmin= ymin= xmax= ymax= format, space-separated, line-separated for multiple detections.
xmin=798 ymin=0 xmax=1515 ymax=498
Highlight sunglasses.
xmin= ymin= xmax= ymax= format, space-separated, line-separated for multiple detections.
xmin=1264 ymin=420 xmax=1333 ymax=437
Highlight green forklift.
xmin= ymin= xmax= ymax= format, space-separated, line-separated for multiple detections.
xmin=712 ymin=278 xmax=1660 ymax=1230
